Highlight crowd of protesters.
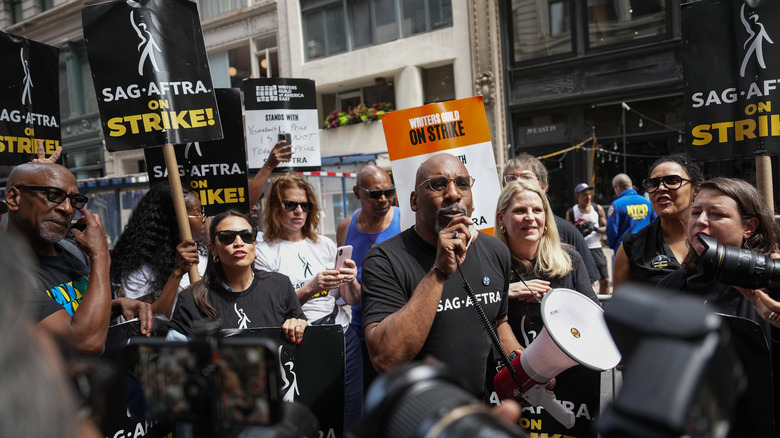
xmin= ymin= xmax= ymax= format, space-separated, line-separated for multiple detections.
xmin=2 ymin=143 xmax=780 ymax=437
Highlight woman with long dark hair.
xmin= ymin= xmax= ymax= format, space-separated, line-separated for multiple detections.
xmin=110 ymin=183 xmax=208 ymax=318
xmin=167 ymin=210 xmax=306 ymax=343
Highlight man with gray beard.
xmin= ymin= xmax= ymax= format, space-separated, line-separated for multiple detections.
xmin=4 ymin=163 xmax=152 ymax=355
xmin=360 ymin=153 xmax=521 ymax=397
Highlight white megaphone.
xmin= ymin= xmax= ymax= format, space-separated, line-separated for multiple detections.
xmin=494 ymin=288 xmax=621 ymax=429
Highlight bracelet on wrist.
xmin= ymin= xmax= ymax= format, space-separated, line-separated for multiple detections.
xmin=431 ymin=264 xmax=449 ymax=278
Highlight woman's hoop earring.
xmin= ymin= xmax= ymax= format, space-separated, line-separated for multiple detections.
xmin=213 ymin=255 xmax=220 ymax=263
xmin=500 ymin=225 xmax=506 ymax=234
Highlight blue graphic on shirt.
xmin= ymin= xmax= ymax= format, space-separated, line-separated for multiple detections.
xmin=45 ymin=274 xmax=89 ymax=316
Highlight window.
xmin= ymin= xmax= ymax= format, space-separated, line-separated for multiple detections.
xmin=302 ymin=0 xmax=452 ymax=60
xmin=510 ymin=0 xmax=670 ymax=63
xmin=587 ymin=0 xmax=667 ymax=47
xmin=10 ymin=0 xmax=23 ymax=23
xmin=512 ymin=0 xmax=572 ymax=62
xmin=39 ymin=0 xmax=53 ymax=12
xmin=320 ymin=78 xmax=395 ymax=120
xmin=422 ymin=64 xmax=455 ymax=104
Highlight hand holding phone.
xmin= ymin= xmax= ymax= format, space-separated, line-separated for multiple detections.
xmin=334 ymin=245 xmax=353 ymax=270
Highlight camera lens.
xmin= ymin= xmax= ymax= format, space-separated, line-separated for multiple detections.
xmin=698 ymin=235 xmax=780 ymax=291
xmin=354 ymin=363 xmax=523 ymax=438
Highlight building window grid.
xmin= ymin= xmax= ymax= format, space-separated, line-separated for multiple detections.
xmin=510 ymin=0 xmax=672 ymax=65
xmin=302 ymin=0 xmax=452 ymax=61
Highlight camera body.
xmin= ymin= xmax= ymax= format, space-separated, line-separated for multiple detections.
xmin=125 ymin=334 xmax=284 ymax=431
xmin=573 ymin=218 xmax=595 ymax=237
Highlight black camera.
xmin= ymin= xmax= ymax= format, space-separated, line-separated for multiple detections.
xmin=573 ymin=218 xmax=595 ymax=237
xmin=697 ymin=234 xmax=780 ymax=293
xmin=349 ymin=361 xmax=525 ymax=438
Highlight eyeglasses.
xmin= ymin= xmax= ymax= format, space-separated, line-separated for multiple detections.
xmin=416 ymin=175 xmax=475 ymax=193
xmin=15 ymin=185 xmax=88 ymax=209
xmin=357 ymin=186 xmax=396 ymax=200
xmin=282 ymin=200 xmax=312 ymax=212
xmin=503 ymin=173 xmax=537 ymax=185
xmin=215 ymin=229 xmax=258 ymax=245
xmin=642 ymin=175 xmax=692 ymax=194
xmin=187 ymin=206 xmax=206 ymax=221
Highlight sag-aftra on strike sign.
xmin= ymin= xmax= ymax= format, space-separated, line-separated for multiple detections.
xmin=82 ymin=0 xmax=222 ymax=152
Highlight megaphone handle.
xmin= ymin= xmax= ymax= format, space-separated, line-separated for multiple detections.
xmin=456 ymin=261 xmax=518 ymax=379
xmin=522 ymin=385 xmax=575 ymax=429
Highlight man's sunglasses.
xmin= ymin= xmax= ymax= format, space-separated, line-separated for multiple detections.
xmin=282 ymin=200 xmax=312 ymax=212
xmin=215 ymin=229 xmax=258 ymax=245
xmin=358 ymin=186 xmax=396 ymax=200
xmin=15 ymin=185 xmax=88 ymax=209
xmin=642 ymin=175 xmax=691 ymax=194
xmin=416 ymin=175 xmax=475 ymax=193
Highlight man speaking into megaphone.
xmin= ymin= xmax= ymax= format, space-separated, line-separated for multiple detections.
xmin=492 ymin=180 xmax=620 ymax=434
xmin=361 ymin=153 xmax=524 ymax=398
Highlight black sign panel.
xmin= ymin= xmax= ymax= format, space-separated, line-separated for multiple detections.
xmin=144 ymin=89 xmax=248 ymax=216
xmin=82 ymin=0 xmax=222 ymax=151
xmin=0 ymin=31 xmax=60 ymax=165
xmin=683 ymin=0 xmax=780 ymax=161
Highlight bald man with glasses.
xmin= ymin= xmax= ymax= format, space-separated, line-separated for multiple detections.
xmin=4 ymin=163 xmax=152 ymax=355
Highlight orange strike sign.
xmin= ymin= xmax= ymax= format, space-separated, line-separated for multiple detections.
xmin=381 ymin=96 xmax=500 ymax=234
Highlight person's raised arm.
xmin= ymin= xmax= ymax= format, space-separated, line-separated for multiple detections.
xmin=37 ymin=208 xmax=112 ymax=354
xmin=248 ymin=140 xmax=292 ymax=207
xmin=596 ymin=204 xmax=607 ymax=235
xmin=151 ymin=239 xmax=200 ymax=318
xmin=31 ymin=139 xmax=62 ymax=164
xmin=336 ymin=214 xmax=352 ymax=247
xmin=364 ymin=218 xmax=473 ymax=372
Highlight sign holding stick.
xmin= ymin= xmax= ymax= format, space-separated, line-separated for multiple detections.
xmin=0 ymin=31 xmax=60 ymax=165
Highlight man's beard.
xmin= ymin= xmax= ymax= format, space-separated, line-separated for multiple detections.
xmin=434 ymin=204 xmax=468 ymax=233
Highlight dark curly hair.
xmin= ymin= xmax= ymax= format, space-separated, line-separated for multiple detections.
xmin=647 ymin=153 xmax=704 ymax=186
xmin=110 ymin=183 xmax=196 ymax=299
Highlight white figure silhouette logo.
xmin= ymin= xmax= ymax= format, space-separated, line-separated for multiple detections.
xmin=20 ymin=47 xmax=33 ymax=105
xmin=278 ymin=345 xmax=300 ymax=402
xmin=740 ymin=3 xmax=774 ymax=78
xmin=184 ymin=142 xmax=203 ymax=159
xmin=130 ymin=11 xmax=162 ymax=76
xmin=234 ymin=303 xmax=250 ymax=329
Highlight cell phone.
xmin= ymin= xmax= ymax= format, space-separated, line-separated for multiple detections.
xmin=278 ymin=132 xmax=291 ymax=146
xmin=126 ymin=337 xmax=282 ymax=426
xmin=334 ymin=245 xmax=353 ymax=270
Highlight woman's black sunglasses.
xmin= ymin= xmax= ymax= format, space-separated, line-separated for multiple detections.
xmin=282 ymin=200 xmax=312 ymax=212
xmin=215 ymin=229 xmax=258 ymax=245
xmin=642 ymin=175 xmax=691 ymax=194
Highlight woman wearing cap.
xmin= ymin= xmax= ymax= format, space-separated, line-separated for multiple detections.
xmin=613 ymin=154 xmax=703 ymax=289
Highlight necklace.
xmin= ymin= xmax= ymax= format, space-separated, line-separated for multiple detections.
xmin=358 ymin=210 xmax=383 ymax=247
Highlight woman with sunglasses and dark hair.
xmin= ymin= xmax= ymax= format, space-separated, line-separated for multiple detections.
xmin=254 ymin=173 xmax=362 ymax=429
xmin=167 ymin=210 xmax=307 ymax=343
xmin=613 ymin=154 xmax=703 ymax=289
xmin=110 ymin=183 xmax=209 ymax=318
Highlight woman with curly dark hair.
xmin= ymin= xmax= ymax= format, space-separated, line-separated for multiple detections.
xmin=167 ymin=209 xmax=307 ymax=343
xmin=110 ymin=183 xmax=207 ymax=318
xmin=613 ymin=153 xmax=704 ymax=288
